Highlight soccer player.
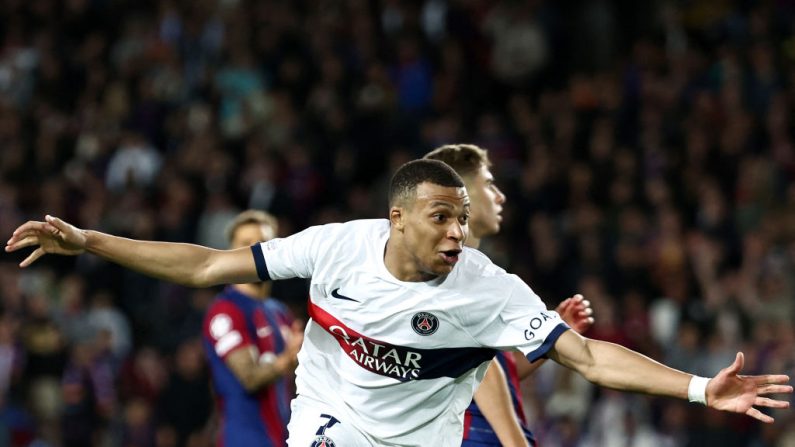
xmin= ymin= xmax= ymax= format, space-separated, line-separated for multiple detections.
xmin=202 ymin=210 xmax=303 ymax=447
xmin=426 ymin=144 xmax=593 ymax=447
xmin=6 ymin=160 xmax=791 ymax=447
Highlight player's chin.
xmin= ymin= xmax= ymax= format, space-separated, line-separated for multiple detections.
xmin=483 ymin=222 xmax=501 ymax=236
xmin=432 ymin=260 xmax=456 ymax=275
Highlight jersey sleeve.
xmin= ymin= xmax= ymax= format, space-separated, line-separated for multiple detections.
xmin=251 ymin=224 xmax=330 ymax=281
xmin=471 ymin=278 xmax=570 ymax=362
xmin=203 ymin=301 xmax=255 ymax=360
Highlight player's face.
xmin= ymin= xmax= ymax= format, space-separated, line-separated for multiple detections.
xmin=465 ymin=164 xmax=506 ymax=238
xmin=230 ymin=223 xmax=276 ymax=249
xmin=401 ymin=182 xmax=470 ymax=278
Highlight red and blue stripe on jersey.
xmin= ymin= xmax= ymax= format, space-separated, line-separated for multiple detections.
xmin=202 ymin=286 xmax=293 ymax=447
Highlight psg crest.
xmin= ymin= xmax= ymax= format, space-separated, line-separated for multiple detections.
xmin=311 ymin=435 xmax=336 ymax=447
xmin=411 ymin=312 xmax=439 ymax=335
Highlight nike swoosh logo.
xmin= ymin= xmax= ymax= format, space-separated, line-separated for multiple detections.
xmin=330 ymin=288 xmax=360 ymax=303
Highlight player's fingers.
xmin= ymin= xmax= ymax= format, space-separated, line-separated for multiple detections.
xmin=5 ymin=235 xmax=41 ymax=252
xmin=757 ymin=384 xmax=793 ymax=395
xmin=10 ymin=221 xmax=48 ymax=237
xmin=572 ymin=294 xmax=583 ymax=302
xmin=7 ymin=229 xmax=36 ymax=245
xmin=746 ymin=407 xmax=774 ymax=424
xmin=20 ymin=248 xmax=46 ymax=268
xmin=748 ymin=375 xmax=791 ymax=386
xmin=754 ymin=396 xmax=791 ymax=408
xmin=725 ymin=352 xmax=745 ymax=375
xmin=9 ymin=224 xmax=59 ymax=243
xmin=555 ymin=298 xmax=572 ymax=314
xmin=44 ymin=215 xmax=68 ymax=231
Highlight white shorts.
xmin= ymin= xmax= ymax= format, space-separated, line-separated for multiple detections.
xmin=287 ymin=396 xmax=372 ymax=447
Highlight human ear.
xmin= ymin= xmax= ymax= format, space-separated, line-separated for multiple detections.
xmin=389 ymin=207 xmax=404 ymax=231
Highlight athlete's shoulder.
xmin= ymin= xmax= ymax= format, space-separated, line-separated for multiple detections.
xmin=445 ymin=248 xmax=528 ymax=303
xmin=202 ymin=299 xmax=249 ymax=346
xmin=204 ymin=298 xmax=244 ymax=322
xmin=307 ymin=219 xmax=388 ymax=242
xmin=458 ymin=246 xmax=508 ymax=278
xmin=337 ymin=218 xmax=390 ymax=236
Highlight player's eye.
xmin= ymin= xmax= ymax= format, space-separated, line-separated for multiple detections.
xmin=432 ymin=213 xmax=447 ymax=223
xmin=459 ymin=215 xmax=469 ymax=225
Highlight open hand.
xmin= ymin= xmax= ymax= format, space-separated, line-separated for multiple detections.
xmin=556 ymin=294 xmax=594 ymax=334
xmin=5 ymin=215 xmax=87 ymax=267
xmin=707 ymin=352 xmax=792 ymax=423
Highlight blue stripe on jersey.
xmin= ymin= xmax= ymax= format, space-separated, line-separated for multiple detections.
xmin=418 ymin=346 xmax=497 ymax=380
xmin=251 ymin=244 xmax=270 ymax=281
xmin=525 ymin=322 xmax=569 ymax=362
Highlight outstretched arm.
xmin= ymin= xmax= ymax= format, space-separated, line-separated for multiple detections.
xmin=6 ymin=216 xmax=260 ymax=288
xmin=548 ymin=330 xmax=792 ymax=423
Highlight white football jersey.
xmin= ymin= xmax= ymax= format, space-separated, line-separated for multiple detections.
xmin=253 ymin=219 xmax=568 ymax=446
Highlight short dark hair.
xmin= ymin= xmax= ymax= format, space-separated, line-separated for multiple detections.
xmin=389 ymin=159 xmax=465 ymax=207
xmin=424 ymin=144 xmax=491 ymax=178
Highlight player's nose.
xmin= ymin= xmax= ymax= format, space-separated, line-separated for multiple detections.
xmin=447 ymin=221 xmax=464 ymax=241
xmin=495 ymin=187 xmax=506 ymax=205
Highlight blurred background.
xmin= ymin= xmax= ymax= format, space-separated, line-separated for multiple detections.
xmin=0 ymin=0 xmax=794 ymax=446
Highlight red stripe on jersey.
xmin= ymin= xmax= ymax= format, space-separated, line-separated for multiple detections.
xmin=462 ymin=410 xmax=472 ymax=440
xmin=308 ymin=301 xmax=423 ymax=382
xmin=260 ymin=391 xmax=285 ymax=446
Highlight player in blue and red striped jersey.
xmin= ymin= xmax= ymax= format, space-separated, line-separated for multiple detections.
xmin=426 ymin=144 xmax=594 ymax=447
xmin=202 ymin=210 xmax=303 ymax=447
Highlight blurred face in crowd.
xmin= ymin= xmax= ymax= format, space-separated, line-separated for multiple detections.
xmin=464 ymin=164 xmax=506 ymax=240
xmin=390 ymin=182 xmax=470 ymax=281
xmin=230 ymin=222 xmax=276 ymax=249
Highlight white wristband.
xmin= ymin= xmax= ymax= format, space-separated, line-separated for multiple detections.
xmin=688 ymin=375 xmax=710 ymax=405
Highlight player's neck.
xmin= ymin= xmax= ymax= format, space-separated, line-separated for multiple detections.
xmin=465 ymin=235 xmax=482 ymax=249
xmin=384 ymin=239 xmax=437 ymax=282
xmin=232 ymin=282 xmax=271 ymax=300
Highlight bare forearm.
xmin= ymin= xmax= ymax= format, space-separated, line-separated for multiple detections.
xmin=228 ymin=348 xmax=293 ymax=392
xmin=245 ymin=357 xmax=291 ymax=391
xmin=551 ymin=334 xmax=690 ymax=399
xmin=84 ymin=230 xmax=256 ymax=287
xmin=473 ymin=361 xmax=529 ymax=447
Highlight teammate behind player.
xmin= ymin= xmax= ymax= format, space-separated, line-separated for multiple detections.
xmin=6 ymin=160 xmax=792 ymax=447
xmin=202 ymin=210 xmax=302 ymax=447
xmin=426 ymin=144 xmax=593 ymax=447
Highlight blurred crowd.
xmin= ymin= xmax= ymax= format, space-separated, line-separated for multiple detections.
xmin=0 ymin=0 xmax=794 ymax=446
